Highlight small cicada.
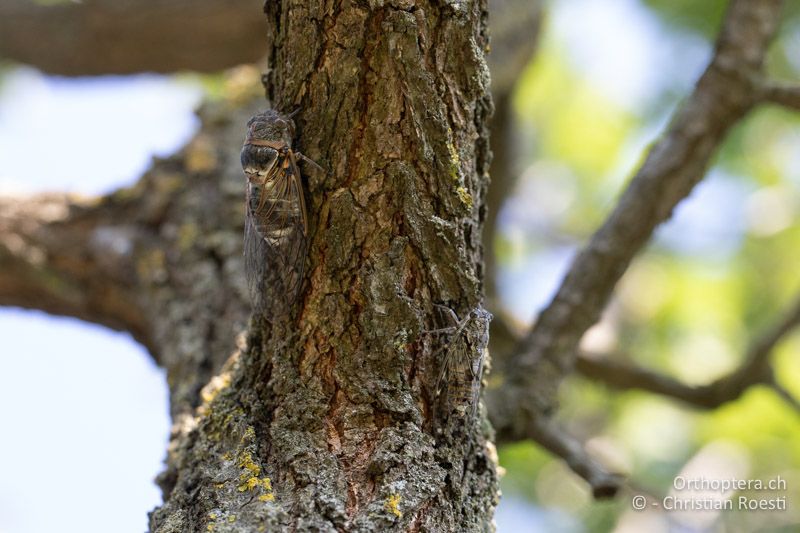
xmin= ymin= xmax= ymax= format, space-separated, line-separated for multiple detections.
xmin=241 ymin=109 xmax=321 ymax=317
xmin=426 ymin=305 xmax=492 ymax=418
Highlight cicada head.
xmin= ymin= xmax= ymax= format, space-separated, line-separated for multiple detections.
xmin=246 ymin=109 xmax=295 ymax=145
xmin=242 ymin=109 xmax=296 ymax=178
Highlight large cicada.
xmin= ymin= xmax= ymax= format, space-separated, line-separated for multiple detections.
xmin=241 ymin=109 xmax=319 ymax=317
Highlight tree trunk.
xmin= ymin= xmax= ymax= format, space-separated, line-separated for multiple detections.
xmin=147 ymin=2 xmax=497 ymax=531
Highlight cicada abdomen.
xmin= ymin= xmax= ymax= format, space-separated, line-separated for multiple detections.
xmin=241 ymin=109 xmax=315 ymax=318
xmin=429 ymin=306 xmax=492 ymax=418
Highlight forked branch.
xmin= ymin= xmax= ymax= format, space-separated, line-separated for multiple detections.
xmin=576 ymin=292 xmax=800 ymax=412
xmin=509 ymin=0 xmax=785 ymax=405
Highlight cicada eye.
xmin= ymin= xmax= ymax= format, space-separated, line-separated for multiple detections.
xmin=241 ymin=142 xmax=278 ymax=171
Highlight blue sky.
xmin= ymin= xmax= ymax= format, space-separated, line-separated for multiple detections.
xmin=0 ymin=72 xmax=201 ymax=533
xmin=0 ymin=313 xmax=169 ymax=533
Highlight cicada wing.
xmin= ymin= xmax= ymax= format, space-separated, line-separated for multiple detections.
xmin=437 ymin=341 xmax=481 ymax=417
xmin=433 ymin=310 xmax=490 ymax=418
xmin=243 ymin=149 xmax=279 ymax=314
xmin=244 ymin=188 xmax=270 ymax=314
xmin=281 ymin=156 xmax=308 ymax=303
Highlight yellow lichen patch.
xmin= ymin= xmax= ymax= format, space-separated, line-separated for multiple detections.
xmin=241 ymin=426 xmax=256 ymax=443
xmin=177 ymin=222 xmax=200 ymax=252
xmin=235 ymin=451 xmax=275 ymax=501
xmin=238 ymin=476 xmax=261 ymax=492
xmin=384 ymin=493 xmax=403 ymax=518
xmin=237 ymin=451 xmax=261 ymax=477
xmin=446 ymin=127 xmax=461 ymax=181
xmin=228 ymin=515 xmax=237 ymax=523
xmin=446 ymin=128 xmax=460 ymax=166
xmin=206 ymin=524 xmax=215 ymax=532
xmin=208 ymin=513 xmax=217 ymax=520
xmin=214 ymin=483 xmax=225 ymax=489
xmin=200 ymin=372 xmax=232 ymax=408
xmin=450 ymin=165 xmax=460 ymax=182
xmin=222 ymin=452 xmax=233 ymax=461
xmin=456 ymin=186 xmax=473 ymax=209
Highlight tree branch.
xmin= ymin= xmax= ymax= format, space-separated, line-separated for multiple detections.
xmin=486 ymin=320 xmax=624 ymax=497
xmin=487 ymin=291 xmax=800 ymax=500
xmin=771 ymin=383 xmax=800 ymax=413
xmin=506 ymin=0 xmax=785 ymax=413
xmin=525 ymin=417 xmax=624 ymax=498
xmin=0 ymin=192 xmax=154 ymax=348
xmin=760 ymin=81 xmax=800 ymax=111
xmin=575 ymin=355 xmax=729 ymax=407
xmin=576 ymin=292 xmax=800 ymax=411
xmin=486 ymin=0 xmax=543 ymax=96
xmin=485 ymin=0 xmax=788 ymax=497
xmin=0 ymin=0 xmax=266 ymax=75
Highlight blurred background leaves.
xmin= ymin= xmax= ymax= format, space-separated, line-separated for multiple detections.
xmin=494 ymin=1 xmax=800 ymax=531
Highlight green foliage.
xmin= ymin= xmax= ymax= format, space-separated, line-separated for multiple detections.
xmin=640 ymin=0 xmax=727 ymax=37
xmin=510 ymin=39 xmax=637 ymax=246
xmin=720 ymin=107 xmax=800 ymax=187
xmin=514 ymin=44 xmax=635 ymax=183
